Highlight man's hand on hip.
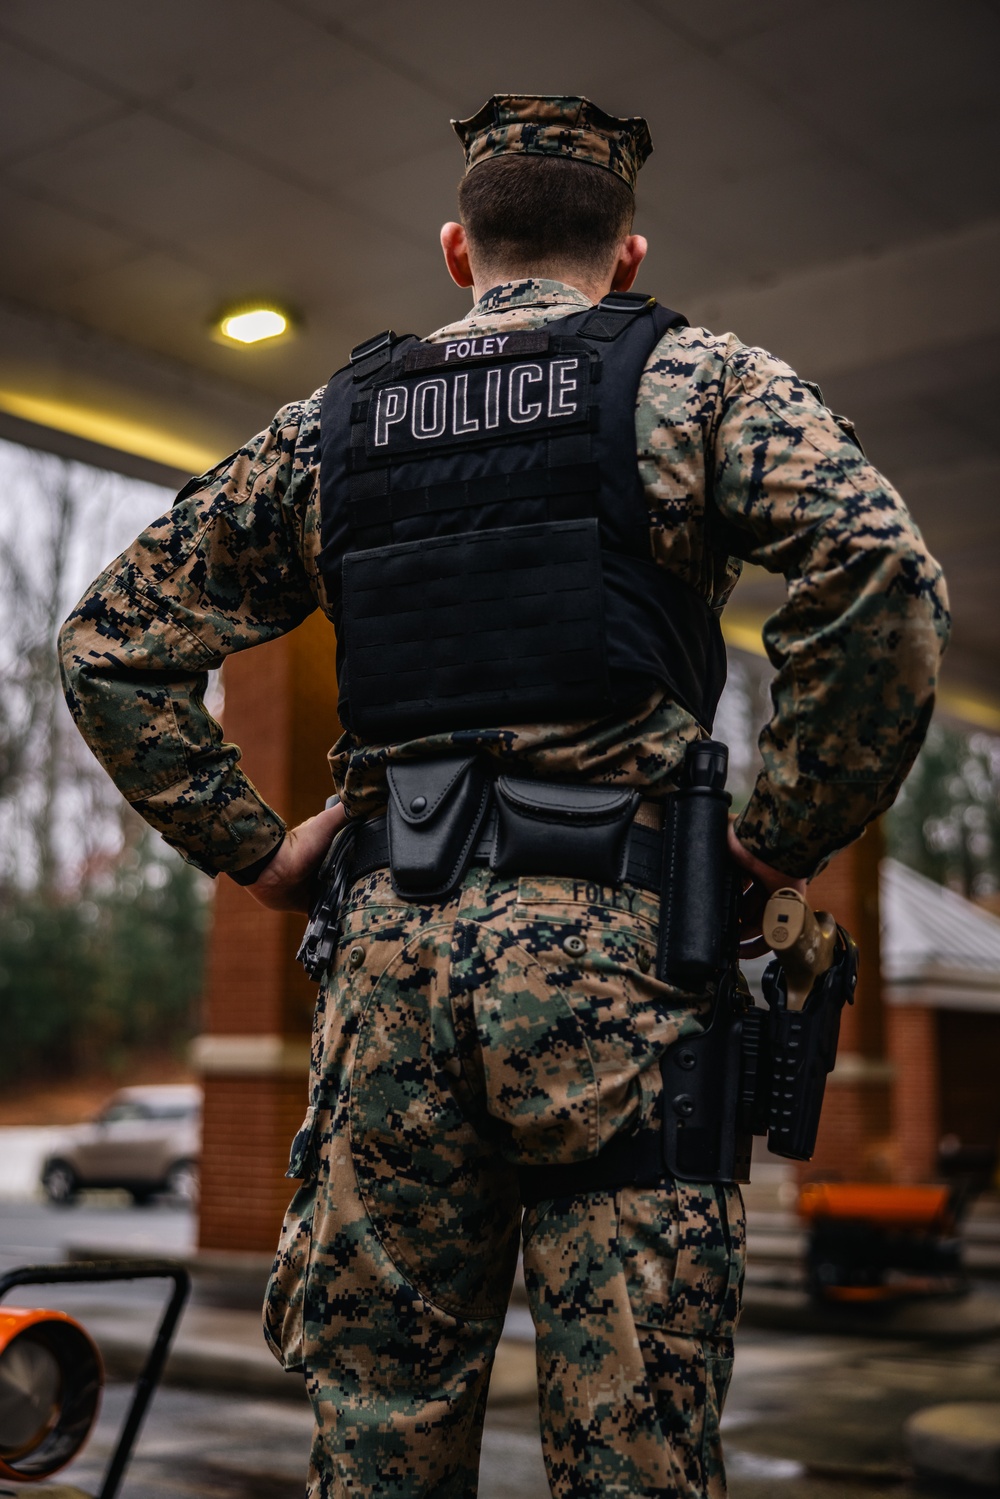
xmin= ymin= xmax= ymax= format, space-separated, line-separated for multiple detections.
xmin=245 ymin=802 xmax=347 ymax=913
xmin=727 ymin=820 xmax=807 ymax=957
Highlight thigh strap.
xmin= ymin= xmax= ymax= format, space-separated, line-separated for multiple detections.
xmin=517 ymin=1125 xmax=668 ymax=1208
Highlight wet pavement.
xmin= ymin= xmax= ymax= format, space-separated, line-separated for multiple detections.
xmin=723 ymin=1328 xmax=1000 ymax=1496
xmin=5 ymin=1189 xmax=1000 ymax=1494
xmin=45 ymin=1385 xmax=549 ymax=1498
xmin=15 ymin=1324 xmax=1000 ymax=1497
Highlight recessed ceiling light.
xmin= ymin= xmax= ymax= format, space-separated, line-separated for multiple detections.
xmin=217 ymin=306 xmax=290 ymax=345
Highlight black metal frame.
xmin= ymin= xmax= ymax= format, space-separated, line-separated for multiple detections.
xmin=0 ymin=1259 xmax=190 ymax=1499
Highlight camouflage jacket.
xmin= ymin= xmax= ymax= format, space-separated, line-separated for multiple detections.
xmin=59 ymin=279 xmax=950 ymax=881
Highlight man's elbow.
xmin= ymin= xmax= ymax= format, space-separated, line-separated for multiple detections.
xmin=886 ymin=547 xmax=951 ymax=707
xmin=57 ymin=612 xmax=90 ymax=719
xmin=899 ymin=550 xmax=951 ymax=659
xmin=868 ymin=524 xmax=950 ymax=648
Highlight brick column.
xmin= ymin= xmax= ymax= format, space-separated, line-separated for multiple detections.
xmin=195 ymin=611 xmax=340 ymax=1253
xmin=801 ymin=821 xmax=895 ymax=1180
xmin=887 ymin=1004 xmax=940 ymax=1182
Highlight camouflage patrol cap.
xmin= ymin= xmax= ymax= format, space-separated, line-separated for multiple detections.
xmin=452 ymin=94 xmax=652 ymax=192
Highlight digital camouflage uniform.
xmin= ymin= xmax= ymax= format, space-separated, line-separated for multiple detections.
xmin=263 ymin=865 xmax=743 ymax=1497
xmin=60 ymin=94 xmax=949 ymax=1499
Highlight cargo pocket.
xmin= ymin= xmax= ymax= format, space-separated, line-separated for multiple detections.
xmin=502 ymin=887 xmax=700 ymax=1162
xmin=669 ymin=1179 xmax=745 ymax=1341
xmin=619 ymin=1178 xmax=745 ymax=1338
xmin=262 ymin=1105 xmax=322 ymax=1373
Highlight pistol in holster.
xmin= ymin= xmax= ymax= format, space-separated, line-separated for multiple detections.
xmin=656 ymin=742 xmax=858 ymax=1182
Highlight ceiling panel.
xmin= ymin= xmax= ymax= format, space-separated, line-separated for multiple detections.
xmin=8 ymin=110 xmax=322 ymax=265
xmin=298 ymin=0 xmax=694 ymax=108
xmin=0 ymin=1 xmax=269 ymax=96
xmin=725 ymin=0 xmax=1000 ymax=228
xmin=165 ymin=35 xmax=441 ymax=195
xmin=0 ymin=33 xmax=125 ymax=166
xmin=643 ymin=0 xmax=801 ymax=51
xmin=0 ymin=182 xmax=137 ymax=307
xmin=3 ymin=0 xmax=993 ymax=382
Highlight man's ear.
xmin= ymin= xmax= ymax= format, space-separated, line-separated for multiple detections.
xmin=440 ymin=222 xmax=475 ymax=289
xmin=609 ymin=234 xmax=648 ymax=293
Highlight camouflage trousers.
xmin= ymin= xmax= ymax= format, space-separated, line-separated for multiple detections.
xmin=264 ymin=865 xmax=745 ymax=1498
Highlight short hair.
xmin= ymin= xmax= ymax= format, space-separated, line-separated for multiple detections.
xmin=457 ymin=155 xmax=634 ymax=279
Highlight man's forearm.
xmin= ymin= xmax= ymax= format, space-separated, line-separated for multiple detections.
xmin=57 ymin=412 xmax=319 ymax=876
xmin=58 ymin=614 xmax=289 ymax=876
xmin=714 ymin=347 xmax=950 ymax=877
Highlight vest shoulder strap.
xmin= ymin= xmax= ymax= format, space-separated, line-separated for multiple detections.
xmin=344 ymin=329 xmax=415 ymax=385
xmin=572 ymin=291 xmax=688 ymax=344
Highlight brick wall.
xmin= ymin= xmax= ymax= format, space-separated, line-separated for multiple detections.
xmin=796 ymin=824 xmax=894 ymax=1180
xmin=804 ymin=1076 xmax=893 ymax=1181
xmin=197 ymin=611 xmax=340 ymax=1254
xmin=938 ymin=1009 xmax=1000 ymax=1152
xmin=887 ymin=1004 xmax=940 ymax=1182
xmin=809 ymin=821 xmax=884 ymax=1059
xmin=200 ymin=1075 xmax=308 ymax=1251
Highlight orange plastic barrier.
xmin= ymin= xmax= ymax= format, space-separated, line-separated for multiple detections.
xmin=798 ymin=1181 xmax=953 ymax=1232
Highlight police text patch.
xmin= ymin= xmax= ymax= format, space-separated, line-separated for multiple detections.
xmin=365 ymin=354 xmax=590 ymax=457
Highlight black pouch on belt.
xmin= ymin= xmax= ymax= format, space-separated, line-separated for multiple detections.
xmin=386 ymin=756 xmax=491 ymax=900
xmin=491 ymin=776 xmax=639 ymax=882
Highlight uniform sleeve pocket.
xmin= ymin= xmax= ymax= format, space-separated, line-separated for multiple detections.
xmin=286 ymin=1104 xmax=319 ymax=1179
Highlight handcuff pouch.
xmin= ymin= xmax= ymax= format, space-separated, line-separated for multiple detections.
xmin=386 ymin=756 xmax=491 ymax=899
xmin=491 ymin=777 xmax=639 ymax=883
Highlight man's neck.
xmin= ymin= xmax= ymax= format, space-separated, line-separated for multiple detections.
xmin=471 ymin=268 xmax=611 ymax=305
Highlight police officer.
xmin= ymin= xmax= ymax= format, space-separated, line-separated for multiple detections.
xmin=61 ymin=95 xmax=949 ymax=1499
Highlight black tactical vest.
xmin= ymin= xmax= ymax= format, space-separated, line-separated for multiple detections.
xmin=319 ymin=292 xmax=726 ymax=743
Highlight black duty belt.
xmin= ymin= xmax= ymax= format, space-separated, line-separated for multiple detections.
xmin=346 ymin=809 xmax=664 ymax=896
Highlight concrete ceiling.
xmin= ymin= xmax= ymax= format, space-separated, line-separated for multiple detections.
xmin=1 ymin=0 xmax=998 ymax=724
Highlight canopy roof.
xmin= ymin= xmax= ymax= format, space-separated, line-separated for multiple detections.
xmin=882 ymin=858 xmax=1000 ymax=1010
xmin=741 ymin=858 xmax=1000 ymax=1012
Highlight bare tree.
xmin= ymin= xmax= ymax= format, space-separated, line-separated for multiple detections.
xmin=0 ymin=440 xmax=174 ymax=895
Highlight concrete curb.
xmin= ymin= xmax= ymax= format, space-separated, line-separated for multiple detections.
xmin=66 ymin=1242 xmax=272 ymax=1310
xmin=0 ymin=1487 xmax=91 ymax=1498
xmin=93 ymin=1327 xmax=537 ymax=1407
xmin=740 ymin=1286 xmax=1000 ymax=1342
xmin=96 ymin=1327 xmax=308 ymax=1403
xmin=907 ymin=1403 xmax=1000 ymax=1488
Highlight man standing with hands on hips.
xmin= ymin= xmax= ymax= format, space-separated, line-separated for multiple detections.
xmin=61 ymin=93 xmax=948 ymax=1499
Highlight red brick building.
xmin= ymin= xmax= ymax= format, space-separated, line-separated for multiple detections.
xmin=881 ymin=858 xmax=1000 ymax=1183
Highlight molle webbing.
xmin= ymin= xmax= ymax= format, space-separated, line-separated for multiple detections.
xmin=345 ymin=442 xmax=601 ymax=550
xmin=342 ymin=519 xmax=610 ymax=736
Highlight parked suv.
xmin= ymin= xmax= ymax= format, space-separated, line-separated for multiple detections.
xmin=40 ymin=1085 xmax=201 ymax=1205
